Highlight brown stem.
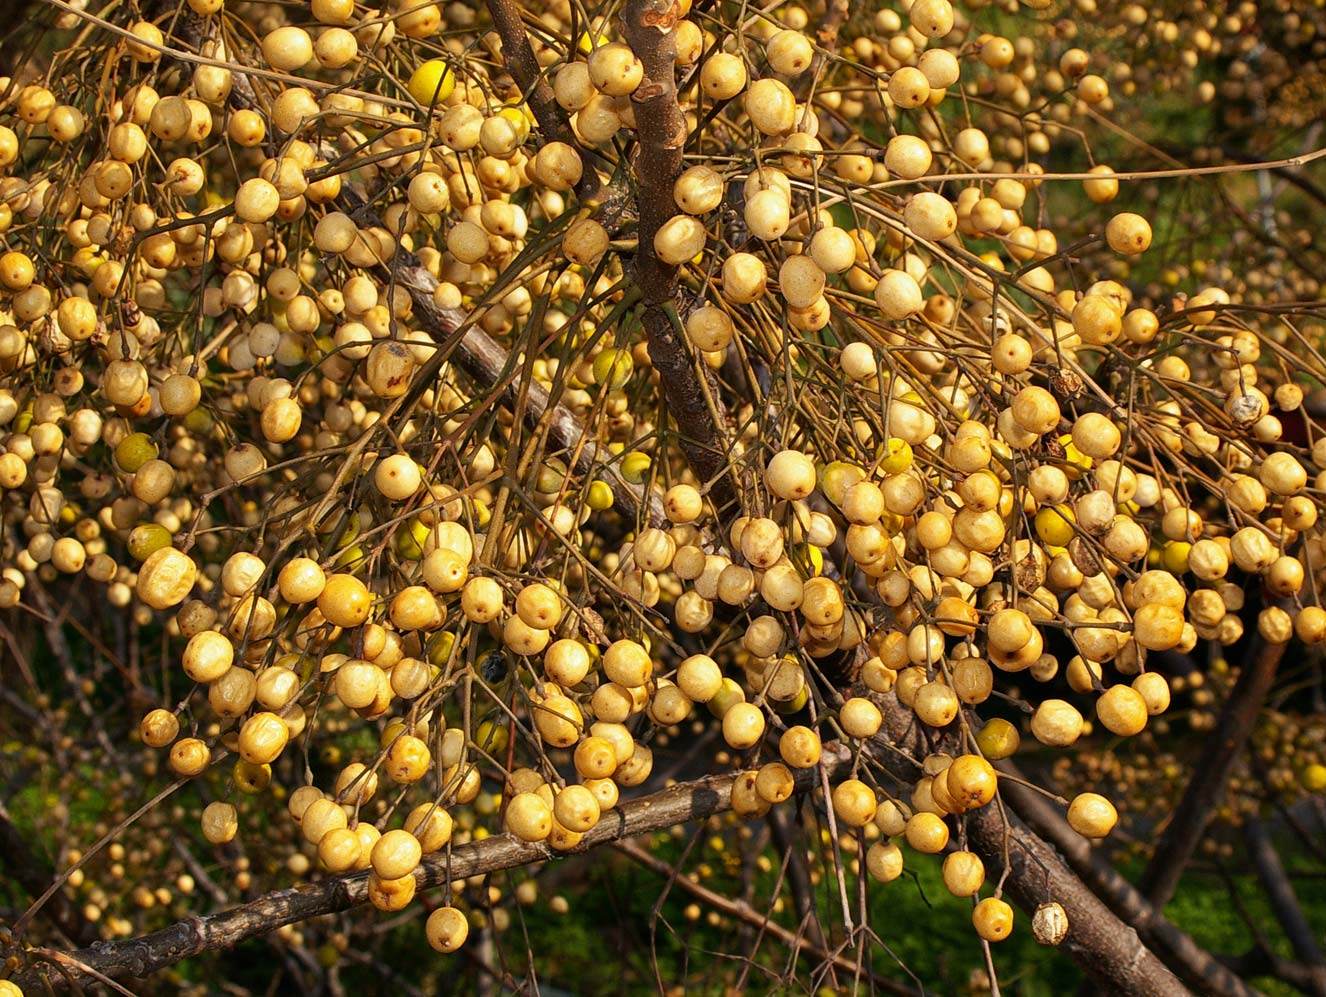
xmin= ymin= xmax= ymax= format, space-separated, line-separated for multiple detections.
xmin=623 ymin=0 xmax=737 ymax=514
xmin=1138 ymin=635 xmax=1286 ymax=907
xmin=798 ymin=0 xmax=850 ymax=111
xmin=483 ymin=0 xmax=564 ymax=142
xmin=12 ymin=758 xmax=844 ymax=991
xmin=999 ymin=763 xmax=1264 ymax=997
xmin=483 ymin=0 xmax=602 ymax=204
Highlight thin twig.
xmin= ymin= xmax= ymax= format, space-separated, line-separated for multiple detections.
xmin=1243 ymin=817 xmax=1326 ymax=997
xmin=613 ymin=840 xmax=920 ymax=997
xmin=12 ymin=754 xmax=847 ymax=991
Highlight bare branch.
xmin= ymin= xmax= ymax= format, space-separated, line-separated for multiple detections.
xmin=12 ymin=756 xmax=846 ymax=990
xmin=1139 ymin=635 xmax=1286 ymax=907
xmin=1220 ymin=947 xmax=1326 ymax=997
xmin=765 ymin=807 xmax=828 ymax=952
xmin=1243 ymin=817 xmax=1326 ymax=997
xmin=614 ymin=839 xmax=921 ymax=997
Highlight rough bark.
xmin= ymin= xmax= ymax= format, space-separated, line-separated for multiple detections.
xmin=1000 ymin=766 xmax=1265 ymax=997
xmin=623 ymin=0 xmax=737 ymax=515
xmin=868 ymin=703 xmax=1194 ymax=997
xmin=966 ymin=797 xmax=1193 ymax=997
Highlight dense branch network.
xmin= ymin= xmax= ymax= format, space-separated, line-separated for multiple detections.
xmin=19 ymin=710 xmax=1199 ymax=996
xmin=2 ymin=0 xmax=1326 ymax=994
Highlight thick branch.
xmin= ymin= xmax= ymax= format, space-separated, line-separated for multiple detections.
xmin=963 ymin=800 xmax=1192 ymax=997
xmin=622 ymin=0 xmax=685 ymax=308
xmin=1139 ymin=635 xmax=1285 ymax=907
xmin=14 ymin=758 xmax=846 ymax=990
xmin=867 ymin=703 xmax=1193 ymax=997
xmin=23 ymin=699 xmax=1212 ymax=997
xmin=623 ymin=0 xmax=736 ymax=514
xmin=1000 ymin=765 xmax=1264 ymax=997
xmin=483 ymin=0 xmax=568 ymax=147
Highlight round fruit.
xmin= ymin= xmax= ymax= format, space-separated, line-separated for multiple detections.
xmin=371 ymin=829 xmax=422 ymax=880
xmin=1067 ymin=792 xmax=1118 ymax=838
xmin=426 ymin=906 xmax=469 ymax=952
xmin=1096 ymin=685 xmax=1148 ymax=736
xmin=408 ymin=60 xmax=455 ymax=105
xmin=137 ymin=548 xmax=198 ymax=610
xmin=318 ymin=574 xmax=372 ymax=628
xmin=973 ymin=897 xmax=1015 ymax=942
xmin=904 ymin=812 xmax=949 ymax=853
xmin=831 ymin=779 xmax=877 ymax=827
xmin=866 ymin=840 xmax=904 ymax=882
xmin=942 ymin=851 xmax=985 ymax=897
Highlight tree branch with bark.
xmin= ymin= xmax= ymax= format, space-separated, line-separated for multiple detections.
xmin=13 ymin=703 xmax=1222 ymax=997
xmin=999 ymin=761 xmax=1266 ymax=997
xmin=9 ymin=758 xmax=841 ymax=991
xmin=623 ymin=0 xmax=739 ymax=516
